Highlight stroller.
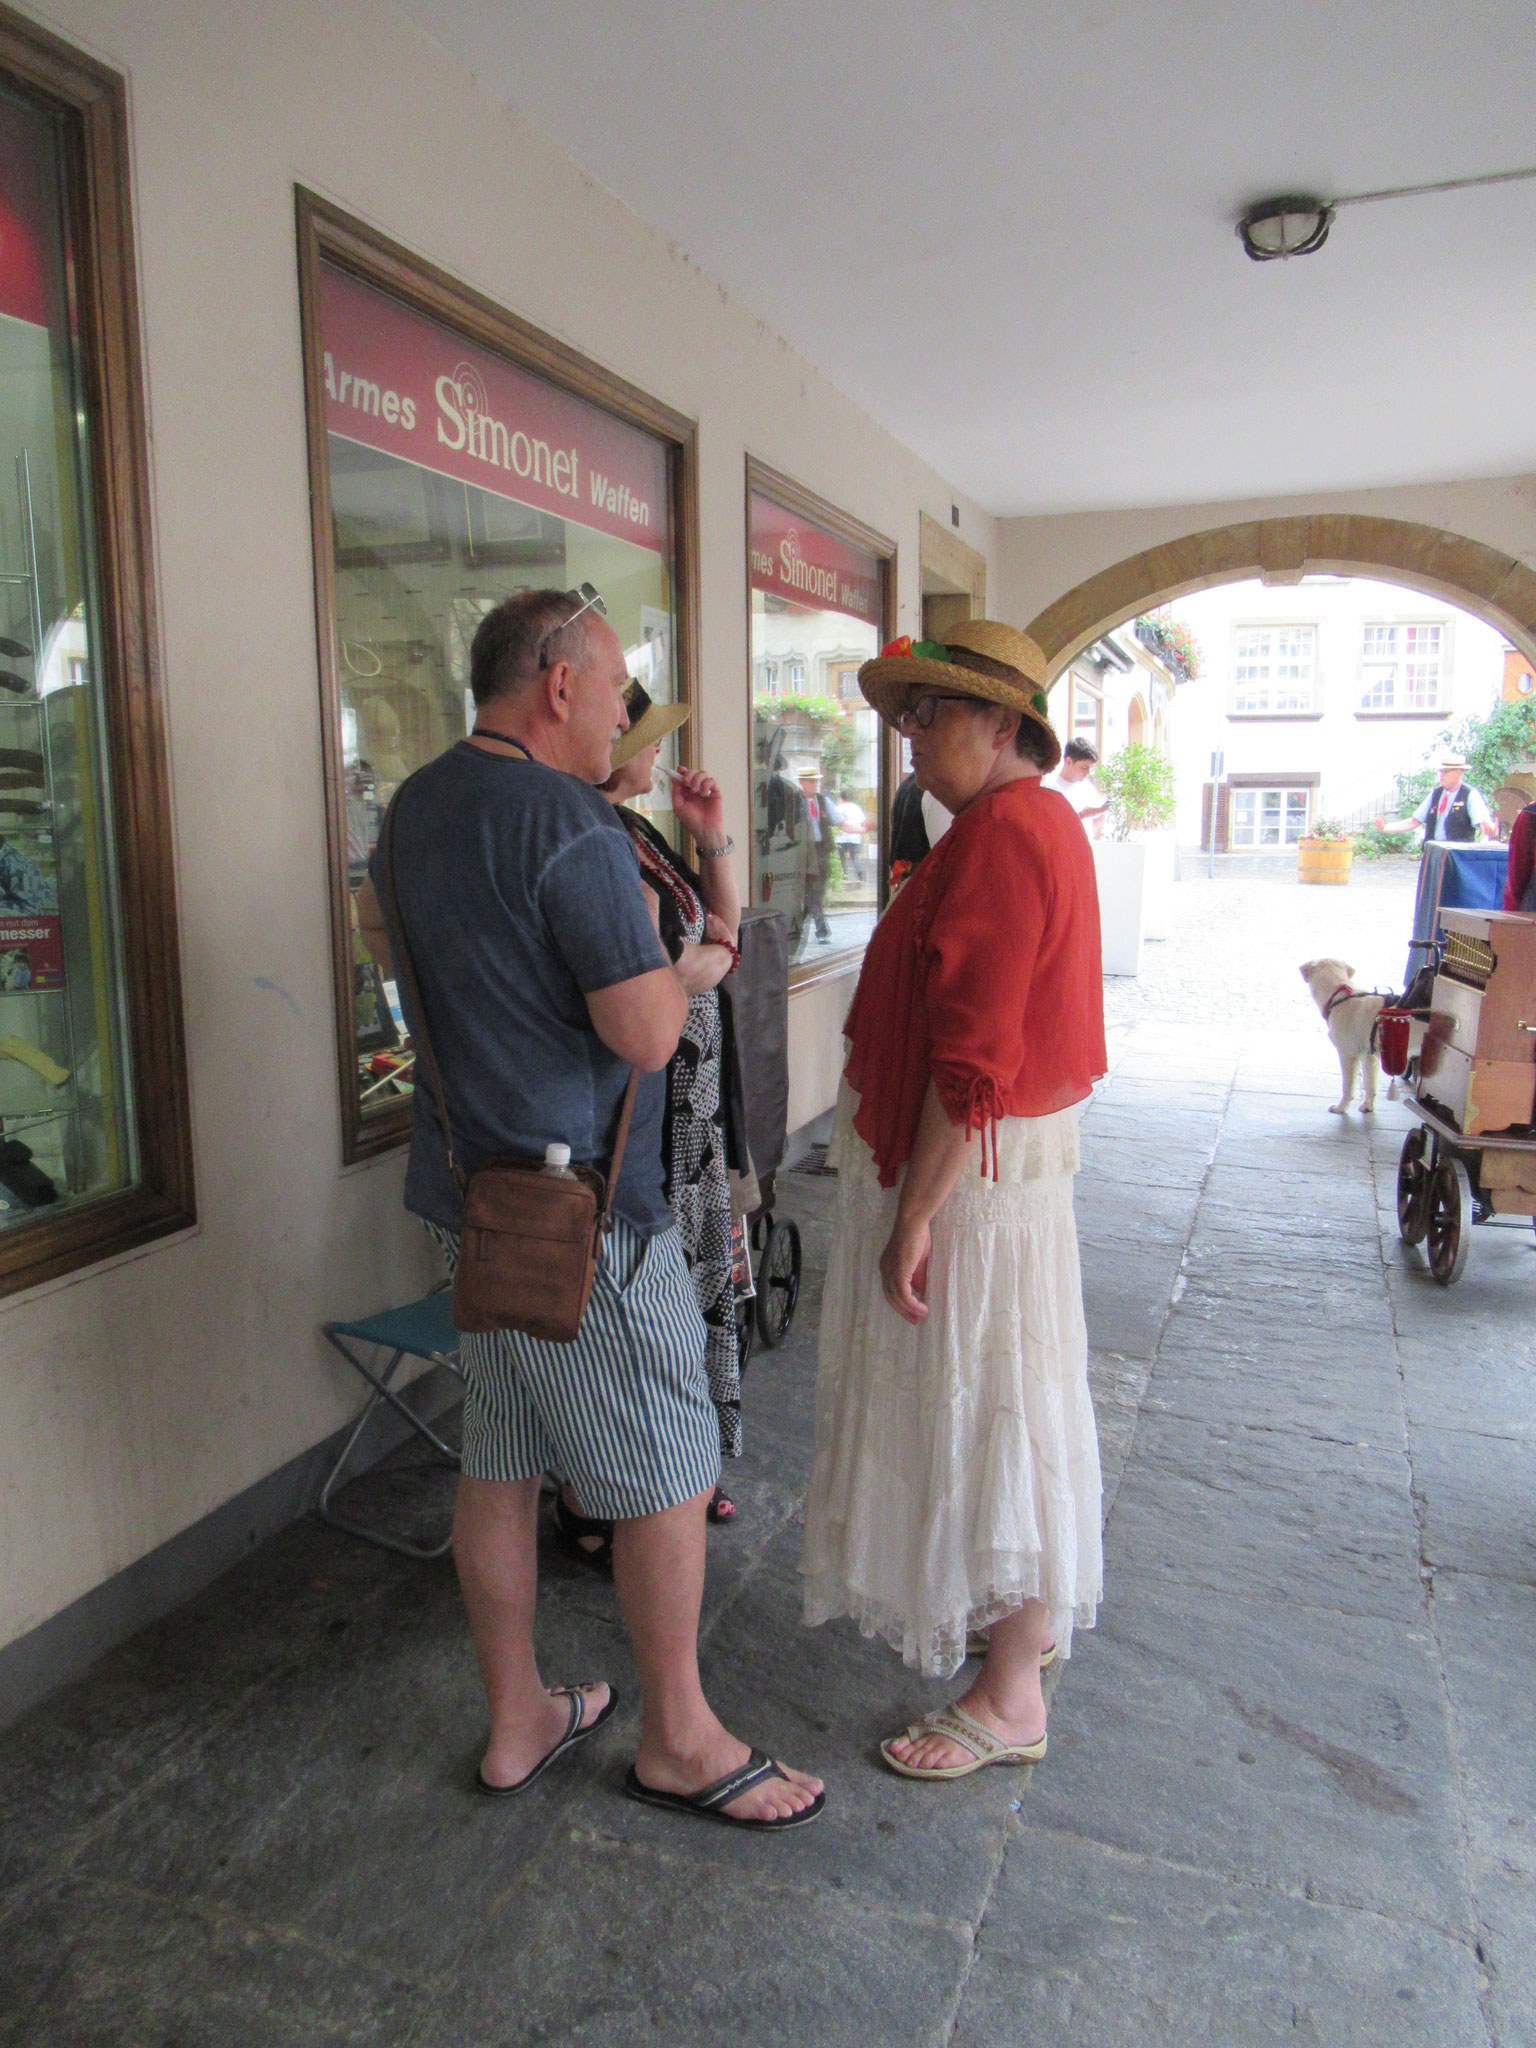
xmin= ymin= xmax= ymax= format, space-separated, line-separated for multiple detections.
xmin=727 ymin=908 xmax=803 ymax=1371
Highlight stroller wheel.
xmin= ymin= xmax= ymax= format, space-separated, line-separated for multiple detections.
xmin=755 ymin=1218 xmax=802 ymax=1348
xmin=735 ymin=1290 xmax=756 ymax=1373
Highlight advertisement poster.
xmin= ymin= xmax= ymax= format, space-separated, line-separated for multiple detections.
xmin=0 ymin=911 xmax=64 ymax=990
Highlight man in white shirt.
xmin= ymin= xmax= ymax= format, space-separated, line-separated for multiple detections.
xmin=1376 ymin=757 xmax=1496 ymax=844
xmin=1042 ymin=739 xmax=1111 ymax=832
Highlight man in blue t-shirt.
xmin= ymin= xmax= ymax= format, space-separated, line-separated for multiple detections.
xmin=365 ymin=588 xmax=822 ymax=1832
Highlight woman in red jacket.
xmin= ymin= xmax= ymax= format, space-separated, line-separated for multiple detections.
xmin=799 ymin=621 xmax=1106 ymax=1781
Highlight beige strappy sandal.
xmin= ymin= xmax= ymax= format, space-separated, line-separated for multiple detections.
xmin=880 ymin=1701 xmax=1047 ymax=1781
xmin=965 ymin=1629 xmax=1059 ymax=1668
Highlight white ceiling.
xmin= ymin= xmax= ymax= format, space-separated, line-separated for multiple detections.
xmin=397 ymin=1 xmax=1536 ymax=517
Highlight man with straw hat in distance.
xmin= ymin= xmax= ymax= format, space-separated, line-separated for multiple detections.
xmin=799 ymin=619 xmax=1106 ymax=1780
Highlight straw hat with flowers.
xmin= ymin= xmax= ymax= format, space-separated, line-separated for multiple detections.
xmin=857 ymin=619 xmax=1060 ymax=772
xmin=611 ymin=677 xmax=690 ymax=768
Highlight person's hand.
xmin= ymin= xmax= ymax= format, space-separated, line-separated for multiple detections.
xmin=879 ymin=1218 xmax=932 ymax=1323
xmin=1374 ymin=815 xmax=1387 ymax=831
xmin=673 ymin=941 xmax=734 ymax=996
xmin=670 ymin=766 xmax=727 ymax=849
xmin=703 ymin=911 xmax=736 ymax=947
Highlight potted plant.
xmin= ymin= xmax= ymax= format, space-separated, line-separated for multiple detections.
xmin=1090 ymin=743 xmax=1178 ymax=974
xmin=1297 ymin=818 xmax=1355 ymax=886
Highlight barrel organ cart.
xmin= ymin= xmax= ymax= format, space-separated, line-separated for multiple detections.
xmin=1394 ymin=908 xmax=1536 ymax=1284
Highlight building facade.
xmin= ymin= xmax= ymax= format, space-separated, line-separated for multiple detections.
xmin=1167 ymin=577 xmax=1511 ymax=850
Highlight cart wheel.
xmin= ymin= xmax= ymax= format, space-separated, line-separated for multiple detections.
xmin=1427 ymin=1157 xmax=1473 ymax=1287
xmin=735 ymin=1291 xmax=755 ymax=1374
xmin=755 ymin=1219 xmax=802 ymax=1348
xmin=1396 ymin=1128 xmax=1432 ymax=1245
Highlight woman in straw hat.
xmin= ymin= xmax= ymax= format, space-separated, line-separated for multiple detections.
xmin=799 ymin=620 xmax=1106 ymax=1780
xmin=554 ymin=680 xmax=749 ymax=1562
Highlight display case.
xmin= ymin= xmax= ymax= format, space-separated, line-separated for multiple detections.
xmin=0 ymin=21 xmax=191 ymax=1289
xmin=297 ymin=194 xmax=701 ymax=1161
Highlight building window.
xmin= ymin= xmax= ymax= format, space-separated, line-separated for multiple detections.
xmin=760 ymin=660 xmax=780 ymax=697
xmin=1230 ymin=788 xmax=1310 ymax=848
xmin=0 ymin=26 xmax=193 ymax=1295
xmin=1232 ymin=626 xmax=1317 ymax=714
xmin=298 ymin=195 xmax=698 ymax=1162
xmin=748 ymin=464 xmax=895 ymax=979
xmin=1360 ymin=623 xmax=1444 ymax=712
xmin=1071 ymin=680 xmax=1103 ymax=751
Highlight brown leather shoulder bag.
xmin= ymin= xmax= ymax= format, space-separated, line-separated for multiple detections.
xmin=377 ymin=784 xmax=638 ymax=1343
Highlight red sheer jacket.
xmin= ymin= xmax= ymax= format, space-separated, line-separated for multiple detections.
xmin=843 ymin=777 xmax=1106 ymax=1187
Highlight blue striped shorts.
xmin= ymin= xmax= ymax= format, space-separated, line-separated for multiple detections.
xmin=426 ymin=1215 xmax=720 ymax=1519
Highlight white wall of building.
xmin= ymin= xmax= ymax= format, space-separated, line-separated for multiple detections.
xmin=0 ymin=0 xmax=998 ymax=1658
xmin=1166 ymin=577 xmax=1509 ymax=846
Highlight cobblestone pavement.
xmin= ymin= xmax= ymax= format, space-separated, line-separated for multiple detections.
xmin=2 ymin=854 xmax=1533 ymax=2046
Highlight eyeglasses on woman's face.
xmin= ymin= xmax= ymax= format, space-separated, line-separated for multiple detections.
xmin=899 ymin=690 xmax=981 ymax=732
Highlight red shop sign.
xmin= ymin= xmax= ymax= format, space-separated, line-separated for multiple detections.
xmin=318 ymin=264 xmax=670 ymax=555
xmin=749 ymin=491 xmax=881 ymax=626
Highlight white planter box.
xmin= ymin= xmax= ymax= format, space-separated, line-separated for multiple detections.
xmin=1093 ymin=840 xmax=1147 ymax=977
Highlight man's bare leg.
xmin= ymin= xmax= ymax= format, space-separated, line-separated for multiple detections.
xmin=453 ymin=1474 xmax=609 ymax=1789
xmin=886 ymin=1597 xmax=1052 ymax=1773
xmin=613 ymin=1487 xmax=822 ymax=1821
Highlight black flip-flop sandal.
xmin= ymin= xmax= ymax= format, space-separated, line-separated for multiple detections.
xmin=706 ymin=1484 xmax=736 ymax=1525
xmin=475 ymin=1683 xmax=619 ymax=1798
xmin=624 ymin=1746 xmax=825 ymax=1830
xmin=554 ymin=1493 xmax=615 ymax=1571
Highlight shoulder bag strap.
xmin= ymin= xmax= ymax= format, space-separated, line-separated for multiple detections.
xmin=375 ymin=782 xmax=466 ymax=1196
xmin=376 ymin=778 xmax=641 ymax=1208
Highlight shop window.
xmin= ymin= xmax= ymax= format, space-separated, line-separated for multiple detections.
xmin=1359 ymin=622 xmax=1445 ymax=712
xmin=747 ymin=464 xmax=895 ymax=978
xmin=0 ymin=27 xmax=192 ymax=1293
xmin=1230 ymin=787 xmax=1309 ymax=848
xmin=298 ymin=195 xmax=698 ymax=1162
xmin=1232 ymin=625 xmax=1317 ymax=713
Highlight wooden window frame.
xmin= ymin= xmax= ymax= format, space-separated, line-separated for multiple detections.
xmin=744 ymin=458 xmax=897 ymax=993
xmin=295 ymin=191 xmax=702 ymax=1164
xmin=0 ymin=8 xmax=194 ymax=1298
xmin=1230 ymin=621 xmax=1320 ymax=716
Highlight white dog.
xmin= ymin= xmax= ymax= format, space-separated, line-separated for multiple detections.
xmin=1300 ymin=958 xmax=1386 ymax=1115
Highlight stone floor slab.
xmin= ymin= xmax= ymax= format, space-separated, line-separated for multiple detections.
xmin=425 ymin=1837 xmax=973 ymax=2048
xmin=0 ymin=1873 xmax=419 ymax=2048
xmin=1432 ymin=1571 xmax=1536 ymax=1881
xmin=1106 ymin=1411 xmax=1424 ymax=1623
xmin=953 ymin=1823 xmax=1487 ymax=2048
xmin=1027 ymin=1570 xmax=1472 ymax=1928
xmin=1413 ymin=1426 xmax=1536 ymax=1586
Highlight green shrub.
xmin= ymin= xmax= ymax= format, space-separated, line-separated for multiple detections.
xmin=1097 ymin=743 xmax=1176 ymax=841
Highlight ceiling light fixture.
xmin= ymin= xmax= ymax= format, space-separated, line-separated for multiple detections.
xmin=1237 ymin=161 xmax=1536 ymax=262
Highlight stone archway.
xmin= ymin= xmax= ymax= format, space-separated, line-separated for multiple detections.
xmin=1025 ymin=514 xmax=1536 ymax=680
xmin=1127 ymin=694 xmax=1148 ymax=747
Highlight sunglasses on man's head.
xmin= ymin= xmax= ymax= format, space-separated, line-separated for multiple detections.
xmin=538 ymin=582 xmax=607 ymax=668
xmin=900 ymin=691 xmax=981 ymax=730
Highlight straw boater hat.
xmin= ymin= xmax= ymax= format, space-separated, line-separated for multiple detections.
xmin=857 ymin=620 xmax=1061 ymax=772
xmin=611 ymin=677 xmax=690 ymax=768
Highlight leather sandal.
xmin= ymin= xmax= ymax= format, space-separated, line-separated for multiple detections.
xmin=475 ymin=1682 xmax=618 ymax=1796
xmin=880 ymin=1701 xmax=1046 ymax=1782
xmin=625 ymin=1747 xmax=825 ymax=1830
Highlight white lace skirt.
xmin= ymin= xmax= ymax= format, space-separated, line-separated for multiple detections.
xmin=799 ymin=1081 xmax=1103 ymax=1678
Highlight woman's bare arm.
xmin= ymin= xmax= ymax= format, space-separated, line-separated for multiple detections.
xmin=879 ymin=1080 xmax=973 ymax=1324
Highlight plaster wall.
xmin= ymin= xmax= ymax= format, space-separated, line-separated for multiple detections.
xmin=0 ymin=0 xmax=995 ymax=1654
xmin=996 ymin=476 xmax=1536 ymax=647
